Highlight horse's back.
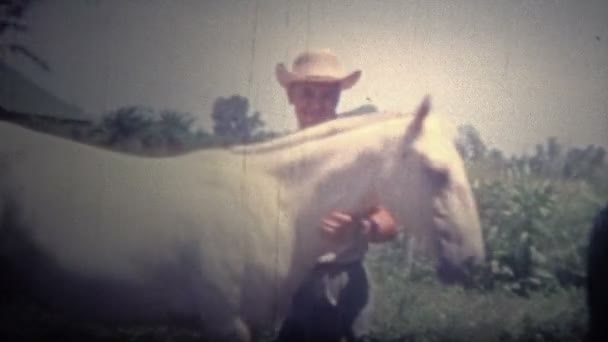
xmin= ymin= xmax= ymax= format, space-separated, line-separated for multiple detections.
xmin=0 ymin=121 xmax=278 ymax=260
xmin=0 ymin=122 xmax=290 ymax=326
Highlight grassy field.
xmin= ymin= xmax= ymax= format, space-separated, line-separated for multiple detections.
xmin=0 ymin=273 xmax=588 ymax=342
xmin=365 ymin=252 xmax=588 ymax=342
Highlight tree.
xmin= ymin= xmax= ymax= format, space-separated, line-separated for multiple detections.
xmin=564 ymin=145 xmax=606 ymax=180
xmin=0 ymin=0 xmax=49 ymax=70
xmin=211 ymin=95 xmax=264 ymax=145
xmin=153 ymin=110 xmax=196 ymax=150
xmin=455 ymin=124 xmax=487 ymax=162
xmin=95 ymin=106 xmax=154 ymax=150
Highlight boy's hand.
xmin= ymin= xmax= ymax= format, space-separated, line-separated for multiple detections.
xmin=321 ymin=211 xmax=357 ymax=242
xmin=320 ymin=206 xmax=398 ymax=243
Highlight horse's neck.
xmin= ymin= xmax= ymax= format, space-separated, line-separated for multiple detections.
xmin=260 ymin=132 xmax=385 ymax=265
xmin=240 ymin=119 xmax=403 ymax=268
xmin=268 ymin=121 xmax=397 ymax=209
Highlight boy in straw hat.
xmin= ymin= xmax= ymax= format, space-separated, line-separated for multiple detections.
xmin=274 ymin=49 xmax=397 ymax=341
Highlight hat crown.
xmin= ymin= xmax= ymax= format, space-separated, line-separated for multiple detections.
xmin=276 ymin=49 xmax=361 ymax=90
xmin=291 ymin=50 xmax=345 ymax=78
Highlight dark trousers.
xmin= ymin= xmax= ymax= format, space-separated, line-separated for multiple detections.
xmin=275 ymin=261 xmax=369 ymax=342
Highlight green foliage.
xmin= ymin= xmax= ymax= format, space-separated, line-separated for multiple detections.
xmin=473 ymin=177 xmax=560 ymax=294
xmin=94 ymin=105 xmax=155 ymax=148
xmin=516 ymin=137 xmax=606 ymax=182
xmin=455 ymin=124 xmax=487 ymax=162
xmin=1 ymin=93 xmax=285 ymax=156
xmin=211 ymin=95 xmax=265 ymax=145
xmin=68 ymin=95 xmax=282 ymax=155
xmin=473 ymin=146 xmax=605 ymax=294
xmin=367 ymin=169 xmax=601 ymax=297
xmin=451 ymin=127 xmax=608 ymax=295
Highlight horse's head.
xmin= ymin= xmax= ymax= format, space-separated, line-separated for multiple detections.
xmin=376 ymin=97 xmax=485 ymax=283
xmin=250 ymin=103 xmax=484 ymax=283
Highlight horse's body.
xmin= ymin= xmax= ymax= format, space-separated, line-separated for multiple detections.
xmin=0 ymin=99 xmax=484 ymax=340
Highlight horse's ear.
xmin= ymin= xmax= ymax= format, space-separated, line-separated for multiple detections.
xmin=407 ymin=95 xmax=431 ymax=137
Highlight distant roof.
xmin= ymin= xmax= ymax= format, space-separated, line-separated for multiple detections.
xmin=0 ymin=62 xmax=84 ymax=120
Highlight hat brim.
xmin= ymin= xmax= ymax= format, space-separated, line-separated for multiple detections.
xmin=275 ymin=63 xmax=361 ymax=90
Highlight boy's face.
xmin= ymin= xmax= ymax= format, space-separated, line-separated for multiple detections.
xmin=288 ymin=82 xmax=341 ymax=129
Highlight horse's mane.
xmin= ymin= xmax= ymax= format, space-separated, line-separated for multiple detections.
xmin=230 ymin=111 xmax=404 ymax=155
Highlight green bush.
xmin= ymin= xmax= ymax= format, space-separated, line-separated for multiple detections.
xmin=470 ymin=157 xmax=606 ymax=294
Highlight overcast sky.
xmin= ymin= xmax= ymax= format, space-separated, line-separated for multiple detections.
xmin=5 ymin=0 xmax=608 ymax=155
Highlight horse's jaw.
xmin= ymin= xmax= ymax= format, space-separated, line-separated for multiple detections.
xmin=387 ymin=168 xmax=485 ymax=284
xmin=432 ymin=184 xmax=485 ymax=263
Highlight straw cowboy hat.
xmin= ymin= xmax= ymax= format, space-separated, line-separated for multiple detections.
xmin=276 ymin=50 xmax=362 ymax=90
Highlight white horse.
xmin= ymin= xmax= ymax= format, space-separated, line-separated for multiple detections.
xmin=0 ymin=97 xmax=484 ymax=340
